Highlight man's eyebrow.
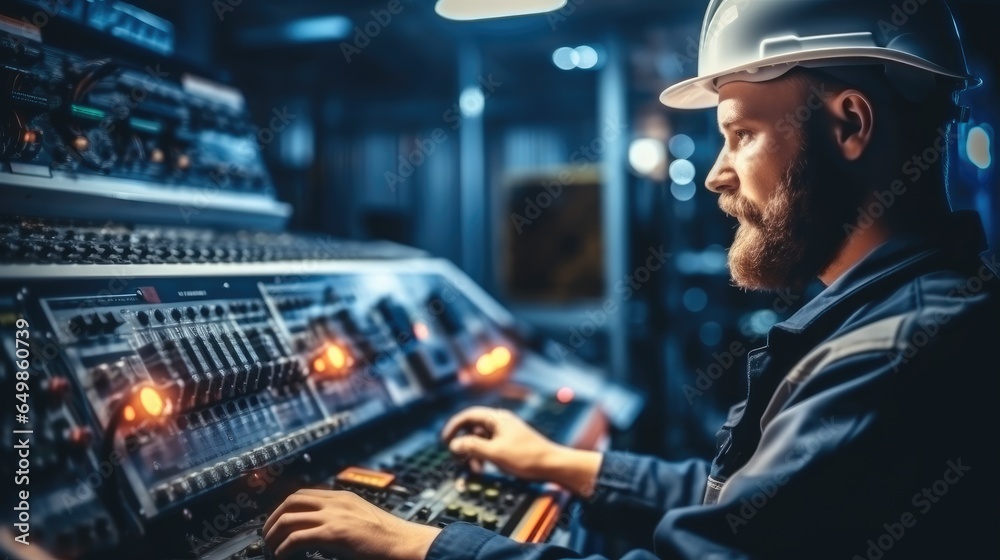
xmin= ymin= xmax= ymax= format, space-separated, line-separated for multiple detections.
xmin=717 ymin=118 xmax=740 ymax=134
xmin=718 ymin=114 xmax=760 ymax=134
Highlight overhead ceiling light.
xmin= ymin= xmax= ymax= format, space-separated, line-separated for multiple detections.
xmin=552 ymin=47 xmax=578 ymax=70
xmin=552 ymin=45 xmax=602 ymax=71
xmin=966 ymin=125 xmax=992 ymax=170
xmin=283 ymin=15 xmax=353 ymax=42
xmin=669 ymin=159 xmax=697 ymax=185
xmin=575 ymin=45 xmax=599 ymax=69
xmin=435 ymin=0 xmax=568 ymax=21
xmin=628 ymin=138 xmax=666 ymax=177
xmin=459 ymin=86 xmax=486 ymax=118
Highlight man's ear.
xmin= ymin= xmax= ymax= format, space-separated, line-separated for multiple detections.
xmin=826 ymin=90 xmax=874 ymax=161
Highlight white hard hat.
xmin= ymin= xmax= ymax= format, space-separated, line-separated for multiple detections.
xmin=661 ymin=0 xmax=981 ymax=110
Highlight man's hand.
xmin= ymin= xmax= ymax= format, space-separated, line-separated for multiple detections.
xmin=262 ymin=489 xmax=440 ymax=560
xmin=441 ymin=406 xmax=602 ymax=497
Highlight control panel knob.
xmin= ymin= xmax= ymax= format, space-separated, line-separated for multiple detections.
xmin=460 ymin=507 xmax=478 ymax=522
xmin=42 ymin=376 xmax=71 ymax=406
xmin=63 ymin=426 xmax=93 ymax=450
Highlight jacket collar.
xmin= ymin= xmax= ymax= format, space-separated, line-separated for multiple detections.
xmin=770 ymin=211 xmax=988 ymax=339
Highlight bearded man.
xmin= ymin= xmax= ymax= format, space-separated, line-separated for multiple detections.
xmin=262 ymin=1 xmax=998 ymax=558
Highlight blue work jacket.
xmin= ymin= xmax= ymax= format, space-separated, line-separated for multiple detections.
xmin=427 ymin=211 xmax=999 ymax=559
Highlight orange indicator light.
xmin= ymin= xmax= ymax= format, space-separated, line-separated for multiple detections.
xmin=325 ymin=345 xmax=348 ymax=369
xmin=475 ymin=346 xmax=514 ymax=377
xmin=413 ymin=322 xmax=430 ymax=341
xmin=556 ymin=387 xmax=575 ymax=404
xmin=490 ymin=346 xmax=512 ymax=368
xmin=476 ymin=353 xmax=497 ymax=376
xmin=313 ymin=357 xmax=327 ymax=373
xmin=138 ymin=386 xmax=165 ymax=417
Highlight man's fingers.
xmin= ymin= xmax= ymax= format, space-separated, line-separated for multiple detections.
xmin=440 ymin=406 xmax=502 ymax=442
xmin=263 ymin=493 xmax=322 ymax=535
xmin=263 ymin=512 xmax=318 ymax=553
xmin=273 ymin=527 xmax=327 ymax=560
xmin=294 ymin=488 xmax=340 ymax=498
xmin=448 ymin=435 xmax=493 ymax=461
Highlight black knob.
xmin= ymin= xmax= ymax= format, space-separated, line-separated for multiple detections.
xmin=153 ymin=309 xmax=166 ymax=322
xmin=200 ymin=305 xmax=211 ymax=318
xmin=68 ymin=315 xmax=87 ymax=336
xmin=137 ymin=311 xmax=150 ymax=326
xmin=170 ymin=308 xmax=182 ymax=321
xmin=84 ymin=314 xmax=102 ymax=335
xmin=185 ymin=306 xmax=197 ymax=319
xmin=100 ymin=312 xmax=123 ymax=333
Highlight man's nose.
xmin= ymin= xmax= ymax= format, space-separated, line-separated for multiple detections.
xmin=705 ymin=150 xmax=737 ymax=195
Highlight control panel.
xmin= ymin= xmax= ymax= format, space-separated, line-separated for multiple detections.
xmin=0 ymin=219 xmax=629 ymax=560
xmin=0 ymin=15 xmax=290 ymax=228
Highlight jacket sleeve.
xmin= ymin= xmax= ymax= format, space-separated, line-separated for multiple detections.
xmin=577 ymin=452 xmax=710 ymax=545
xmin=426 ymin=521 xmax=660 ymax=560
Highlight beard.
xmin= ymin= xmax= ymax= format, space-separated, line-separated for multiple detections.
xmin=718 ymin=126 xmax=860 ymax=292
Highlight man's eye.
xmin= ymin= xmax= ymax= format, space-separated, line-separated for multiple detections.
xmin=735 ymin=130 xmax=752 ymax=141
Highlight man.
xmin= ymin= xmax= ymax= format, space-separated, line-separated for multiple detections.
xmin=262 ymin=0 xmax=998 ymax=558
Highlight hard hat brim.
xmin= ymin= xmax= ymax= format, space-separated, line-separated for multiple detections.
xmin=660 ymin=47 xmax=980 ymax=110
